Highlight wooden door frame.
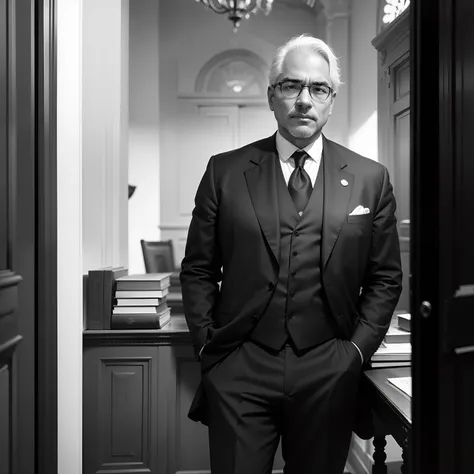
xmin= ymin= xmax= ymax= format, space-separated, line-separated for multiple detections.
xmin=410 ymin=0 xmax=440 ymax=470
xmin=36 ymin=0 xmax=57 ymax=472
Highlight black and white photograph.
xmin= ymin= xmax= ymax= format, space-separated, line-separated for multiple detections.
xmin=0 ymin=0 xmax=473 ymax=473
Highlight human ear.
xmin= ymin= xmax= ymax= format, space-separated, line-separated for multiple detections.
xmin=329 ymin=93 xmax=336 ymax=114
xmin=267 ymin=86 xmax=275 ymax=111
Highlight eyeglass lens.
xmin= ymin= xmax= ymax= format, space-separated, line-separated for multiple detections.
xmin=280 ymin=81 xmax=331 ymax=101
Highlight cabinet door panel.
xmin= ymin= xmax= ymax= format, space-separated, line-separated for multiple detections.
xmin=83 ymin=347 xmax=158 ymax=474
xmin=373 ymin=13 xmax=411 ymax=315
xmin=104 ymin=359 xmax=151 ymax=464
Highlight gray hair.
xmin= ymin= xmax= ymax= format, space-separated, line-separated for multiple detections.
xmin=268 ymin=34 xmax=342 ymax=94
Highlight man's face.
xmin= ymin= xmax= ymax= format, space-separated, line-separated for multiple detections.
xmin=268 ymin=47 xmax=336 ymax=148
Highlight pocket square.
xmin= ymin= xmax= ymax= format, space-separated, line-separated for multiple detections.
xmin=349 ymin=205 xmax=370 ymax=216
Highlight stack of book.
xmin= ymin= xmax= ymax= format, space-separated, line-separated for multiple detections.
xmin=111 ymin=273 xmax=172 ymax=329
xmin=371 ymin=313 xmax=412 ymax=363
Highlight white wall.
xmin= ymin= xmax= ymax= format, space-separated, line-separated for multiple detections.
xmin=57 ymin=1 xmax=83 ymax=473
xmin=82 ymin=0 xmax=129 ymax=273
xmin=57 ymin=1 xmax=130 ymax=472
xmin=348 ymin=0 xmax=379 ymax=161
xmin=128 ymin=0 xmax=161 ymax=274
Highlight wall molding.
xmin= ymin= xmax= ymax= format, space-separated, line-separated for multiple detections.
xmin=36 ymin=0 xmax=59 ymax=472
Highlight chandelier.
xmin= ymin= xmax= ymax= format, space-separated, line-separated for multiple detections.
xmin=382 ymin=0 xmax=410 ymax=24
xmin=197 ymin=0 xmax=275 ymax=31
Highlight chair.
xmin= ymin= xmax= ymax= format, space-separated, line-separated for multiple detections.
xmin=140 ymin=239 xmax=176 ymax=273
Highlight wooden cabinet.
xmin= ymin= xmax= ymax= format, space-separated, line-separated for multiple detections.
xmin=83 ymin=345 xmax=159 ymax=473
xmin=83 ymin=324 xmax=211 ymax=474
xmin=372 ymin=8 xmax=411 ymax=313
xmin=83 ymin=318 xmax=286 ymax=473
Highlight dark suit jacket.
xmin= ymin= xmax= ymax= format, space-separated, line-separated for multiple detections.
xmin=180 ymin=134 xmax=403 ymax=439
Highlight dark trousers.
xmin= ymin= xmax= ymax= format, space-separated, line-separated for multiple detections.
xmin=201 ymin=337 xmax=362 ymax=474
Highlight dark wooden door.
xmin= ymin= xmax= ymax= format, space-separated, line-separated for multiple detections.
xmin=0 ymin=0 xmax=57 ymax=473
xmin=412 ymin=0 xmax=474 ymax=472
xmin=0 ymin=0 xmax=35 ymax=472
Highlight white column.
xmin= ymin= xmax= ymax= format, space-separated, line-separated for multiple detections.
xmin=128 ymin=0 xmax=161 ymax=274
xmin=57 ymin=1 xmax=83 ymax=473
xmin=82 ymin=0 xmax=129 ymax=273
xmin=319 ymin=0 xmax=351 ymax=146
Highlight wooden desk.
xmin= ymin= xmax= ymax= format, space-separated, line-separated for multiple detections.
xmin=364 ymin=367 xmax=411 ymax=474
xmin=83 ymin=316 xmax=411 ymax=474
xmin=82 ymin=315 xmax=202 ymax=474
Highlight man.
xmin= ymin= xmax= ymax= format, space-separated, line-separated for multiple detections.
xmin=180 ymin=34 xmax=402 ymax=474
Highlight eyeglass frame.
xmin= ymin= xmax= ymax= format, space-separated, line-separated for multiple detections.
xmin=271 ymin=79 xmax=335 ymax=102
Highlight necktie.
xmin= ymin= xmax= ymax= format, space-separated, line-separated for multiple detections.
xmin=288 ymin=150 xmax=313 ymax=213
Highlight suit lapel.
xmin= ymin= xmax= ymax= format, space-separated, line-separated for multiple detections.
xmin=322 ymin=136 xmax=354 ymax=270
xmin=244 ymin=135 xmax=280 ymax=267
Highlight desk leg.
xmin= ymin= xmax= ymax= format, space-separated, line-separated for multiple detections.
xmin=372 ymin=435 xmax=387 ymax=474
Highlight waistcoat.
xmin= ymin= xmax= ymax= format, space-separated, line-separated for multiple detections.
xmin=250 ymin=155 xmax=338 ymax=351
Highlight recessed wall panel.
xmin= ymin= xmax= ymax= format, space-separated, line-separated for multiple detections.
xmin=99 ymin=358 xmax=152 ymax=472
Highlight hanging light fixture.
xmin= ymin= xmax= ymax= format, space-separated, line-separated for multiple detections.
xmin=382 ymin=0 xmax=410 ymax=24
xmin=197 ymin=0 xmax=274 ymax=31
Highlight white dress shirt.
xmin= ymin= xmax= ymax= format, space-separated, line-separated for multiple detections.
xmin=275 ymin=131 xmax=322 ymax=186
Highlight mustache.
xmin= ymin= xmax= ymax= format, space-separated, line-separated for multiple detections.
xmin=289 ymin=113 xmax=316 ymax=120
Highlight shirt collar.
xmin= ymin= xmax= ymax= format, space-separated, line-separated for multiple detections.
xmin=275 ymin=131 xmax=323 ymax=163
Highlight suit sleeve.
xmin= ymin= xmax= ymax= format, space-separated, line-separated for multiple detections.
xmin=179 ymin=156 xmax=222 ymax=358
xmin=351 ymin=166 xmax=403 ymax=362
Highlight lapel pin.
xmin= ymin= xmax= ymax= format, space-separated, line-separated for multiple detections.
xmin=341 ymin=179 xmax=348 ymax=187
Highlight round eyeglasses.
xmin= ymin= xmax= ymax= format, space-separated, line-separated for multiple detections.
xmin=273 ymin=80 xmax=334 ymax=102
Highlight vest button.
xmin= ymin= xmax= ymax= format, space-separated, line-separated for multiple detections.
xmin=268 ymin=282 xmax=275 ymax=291
xmin=293 ymin=230 xmax=299 ymax=236
xmin=289 ymin=289 xmax=296 ymax=297
xmin=291 ymin=272 xmax=296 ymax=277
xmin=292 ymin=251 xmax=298 ymax=256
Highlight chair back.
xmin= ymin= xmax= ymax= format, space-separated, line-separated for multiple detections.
xmin=140 ymin=239 xmax=175 ymax=273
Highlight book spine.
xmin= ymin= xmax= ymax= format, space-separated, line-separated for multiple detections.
xmin=113 ymin=303 xmax=168 ymax=315
xmin=86 ymin=271 xmax=104 ymax=329
xmin=116 ymin=298 xmax=165 ymax=306
xmin=111 ymin=314 xmax=162 ymax=329
xmin=102 ymin=268 xmax=128 ymax=329
xmin=116 ymin=281 xmax=171 ymax=291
